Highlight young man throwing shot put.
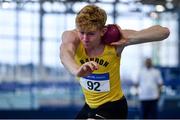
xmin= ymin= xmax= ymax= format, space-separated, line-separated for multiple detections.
xmin=60 ymin=4 xmax=170 ymax=119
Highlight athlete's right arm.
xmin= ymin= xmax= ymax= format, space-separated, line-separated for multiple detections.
xmin=60 ymin=30 xmax=80 ymax=76
xmin=60 ymin=30 xmax=98 ymax=77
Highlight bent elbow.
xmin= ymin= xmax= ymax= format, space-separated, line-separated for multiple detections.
xmin=60 ymin=52 xmax=66 ymax=68
xmin=59 ymin=45 xmax=65 ymax=64
xmin=159 ymin=26 xmax=170 ymax=40
xmin=164 ymin=27 xmax=170 ymax=39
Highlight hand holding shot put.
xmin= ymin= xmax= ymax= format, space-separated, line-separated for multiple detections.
xmin=101 ymin=24 xmax=127 ymax=46
xmin=60 ymin=4 xmax=170 ymax=119
xmin=102 ymin=24 xmax=122 ymax=44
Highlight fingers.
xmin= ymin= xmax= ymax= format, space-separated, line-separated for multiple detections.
xmin=110 ymin=38 xmax=128 ymax=46
xmin=83 ymin=61 xmax=98 ymax=71
xmin=77 ymin=61 xmax=99 ymax=77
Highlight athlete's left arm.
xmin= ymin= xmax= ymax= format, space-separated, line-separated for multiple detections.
xmin=111 ymin=25 xmax=170 ymax=55
xmin=111 ymin=25 xmax=170 ymax=46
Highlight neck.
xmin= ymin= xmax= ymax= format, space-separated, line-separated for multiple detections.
xmin=85 ymin=43 xmax=105 ymax=57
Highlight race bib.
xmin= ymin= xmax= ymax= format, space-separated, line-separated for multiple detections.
xmin=80 ymin=73 xmax=110 ymax=92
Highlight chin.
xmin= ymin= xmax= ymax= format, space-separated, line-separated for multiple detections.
xmin=84 ymin=45 xmax=90 ymax=49
xmin=83 ymin=43 xmax=91 ymax=48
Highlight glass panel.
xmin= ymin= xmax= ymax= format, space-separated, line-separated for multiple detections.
xmin=0 ymin=10 xmax=16 ymax=37
xmin=19 ymin=11 xmax=39 ymax=38
xmin=0 ymin=39 xmax=16 ymax=64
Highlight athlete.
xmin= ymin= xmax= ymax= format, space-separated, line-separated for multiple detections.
xmin=60 ymin=4 xmax=170 ymax=119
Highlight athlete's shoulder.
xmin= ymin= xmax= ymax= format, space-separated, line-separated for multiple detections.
xmin=61 ymin=29 xmax=80 ymax=44
xmin=62 ymin=29 xmax=78 ymax=38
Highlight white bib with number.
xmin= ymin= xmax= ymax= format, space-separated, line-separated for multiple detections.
xmin=80 ymin=73 xmax=110 ymax=92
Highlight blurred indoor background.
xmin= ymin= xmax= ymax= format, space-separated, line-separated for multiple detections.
xmin=0 ymin=0 xmax=180 ymax=119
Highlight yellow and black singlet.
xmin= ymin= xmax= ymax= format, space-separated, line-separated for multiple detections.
xmin=75 ymin=42 xmax=124 ymax=109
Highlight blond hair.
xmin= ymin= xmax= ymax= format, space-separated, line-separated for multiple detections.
xmin=75 ymin=5 xmax=107 ymax=32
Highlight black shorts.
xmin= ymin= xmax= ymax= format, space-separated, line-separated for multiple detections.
xmin=75 ymin=96 xmax=128 ymax=119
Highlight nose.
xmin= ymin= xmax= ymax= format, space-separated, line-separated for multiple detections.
xmin=82 ymin=34 xmax=88 ymax=41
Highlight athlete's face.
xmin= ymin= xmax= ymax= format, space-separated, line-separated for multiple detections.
xmin=77 ymin=28 xmax=104 ymax=49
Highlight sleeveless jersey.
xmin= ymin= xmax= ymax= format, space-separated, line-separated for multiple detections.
xmin=75 ymin=42 xmax=124 ymax=108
